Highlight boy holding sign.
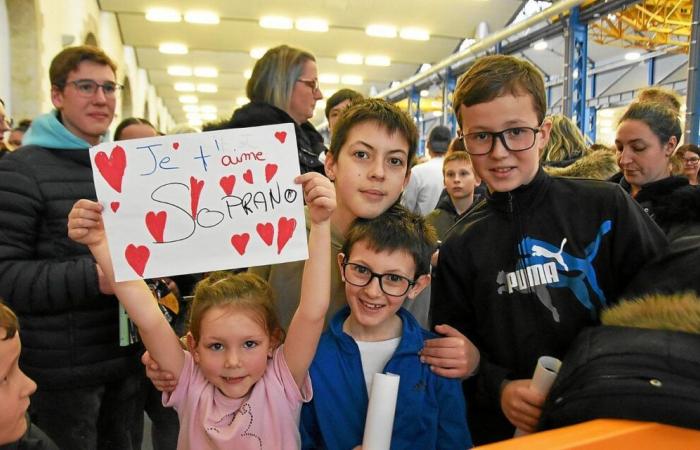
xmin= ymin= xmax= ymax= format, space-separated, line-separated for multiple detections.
xmin=300 ymin=204 xmax=472 ymax=449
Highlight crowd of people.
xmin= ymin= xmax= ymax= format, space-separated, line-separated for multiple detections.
xmin=0 ymin=41 xmax=698 ymax=450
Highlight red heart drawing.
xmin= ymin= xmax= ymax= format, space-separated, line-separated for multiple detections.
xmin=110 ymin=202 xmax=120 ymax=213
xmin=243 ymin=169 xmax=254 ymax=184
xmin=94 ymin=146 xmax=126 ymax=193
xmin=256 ymin=223 xmax=274 ymax=246
xmin=190 ymin=176 xmax=205 ymax=219
xmin=172 ymin=142 xmax=180 ymax=150
xmin=265 ymin=164 xmax=278 ymax=183
xmin=274 ymin=131 xmax=287 ymax=144
xmin=145 ymin=211 xmax=167 ymax=243
xmin=124 ymin=244 xmax=150 ymax=277
xmin=230 ymin=233 xmax=250 ymax=256
xmin=219 ymin=175 xmax=236 ymax=196
xmin=277 ymin=217 xmax=297 ymax=254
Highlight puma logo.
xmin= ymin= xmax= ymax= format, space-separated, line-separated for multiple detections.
xmin=531 ymin=238 xmax=568 ymax=271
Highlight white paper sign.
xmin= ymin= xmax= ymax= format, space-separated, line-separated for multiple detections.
xmin=89 ymin=123 xmax=308 ymax=281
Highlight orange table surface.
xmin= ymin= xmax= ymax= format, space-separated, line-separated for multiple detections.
xmin=474 ymin=419 xmax=700 ymax=450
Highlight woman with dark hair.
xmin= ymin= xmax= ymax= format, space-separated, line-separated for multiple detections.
xmin=113 ymin=117 xmax=158 ymax=141
xmin=615 ymin=102 xmax=700 ymax=240
xmin=676 ymin=144 xmax=700 ymax=186
xmin=227 ymin=45 xmax=325 ymax=174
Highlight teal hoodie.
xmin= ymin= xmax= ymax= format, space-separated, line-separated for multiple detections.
xmin=22 ymin=110 xmax=93 ymax=149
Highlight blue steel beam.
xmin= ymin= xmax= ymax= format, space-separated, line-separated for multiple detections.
xmin=562 ymin=6 xmax=589 ymax=136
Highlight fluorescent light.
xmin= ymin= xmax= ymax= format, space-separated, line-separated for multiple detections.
xmin=159 ymin=42 xmax=188 ymax=55
xmin=199 ymin=105 xmax=217 ymax=113
xmin=236 ymin=97 xmax=249 ymax=106
xmin=174 ymin=82 xmax=195 ymax=92
xmin=167 ymin=66 xmax=192 ymax=77
xmin=194 ymin=67 xmax=218 ymax=78
xmin=183 ymin=105 xmax=199 ymax=113
xmin=625 ymin=51 xmax=641 ymax=61
xmin=243 ymin=69 xmax=253 ymax=79
xmin=341 ymin=75 xmax=363 ymax=86
xmin=196 ymin=83 xmax=218 ymax=93
xmin=420 ymin=89 xmax=429 ymax=97
xmin=184 ymin=10 xmax=219 ymax=25
xmin=259 ymin=16 xmax=293 ymax=29
xmin=296 ymin=18 xmax=328 ymax=32
xmin=201 ymin=112 xmax=218 ymax=121
xmin=400 ymin=27 xmax=429 ymax=41
xmin=250 ymin=48 xmax=268 ymax=59
xmin=337 ymin=53 xmax=363 ymax=65
xmin=145 ymin=8 xmax=181 ymax=23
xmin=319 ymin=73 xmax=339 ymax=84
xmin=179 ymin=95 xmax=198 ymax=104
xmin=533 ymin=40 xmax=548 ymax=50
xmin=366 ymin=24 xmax=397 ymax=38
xmin=365 ymin=55 xmax=391 ymax=66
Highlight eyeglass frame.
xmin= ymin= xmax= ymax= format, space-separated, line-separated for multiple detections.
xmin=60 ymin=79 xmax=124 ymax=98
xmin=297 ymin=78 xmax=321 ymax=93
xmin=341 ymin=261 xmax=416 ymax=297
xmin=457 ymin=124 xmax=543 ymax=156
xmin=681 ymin=156 xmax=700 ymax=164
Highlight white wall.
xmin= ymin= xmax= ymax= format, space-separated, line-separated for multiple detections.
xmin=0 ymin=0 xmax=11 ymax=111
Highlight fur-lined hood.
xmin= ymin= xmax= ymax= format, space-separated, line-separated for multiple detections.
xmin=544 ymin=150 xmax=619 ymax=180
xmin=603 ymin=292 xmax=700 ymax=334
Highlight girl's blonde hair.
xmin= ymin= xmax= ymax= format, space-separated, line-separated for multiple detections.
xmin=541 ymin=114 xmax=589 ymax=163
xmin=188 ymin=272 xmax=284 ymax=347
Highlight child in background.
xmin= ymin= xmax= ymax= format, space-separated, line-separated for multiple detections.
xmin=426 ymin=151 xmax=481 ymax=240
xmin=0 ymin=302 xmax=58 ymax=450
xmin=67 ymin=172 xmax=335 ymax=449
xmin=301 ymin=204 xmax=472 ymax=449
xmin=431 ymin=54 xmax=667 ymax=444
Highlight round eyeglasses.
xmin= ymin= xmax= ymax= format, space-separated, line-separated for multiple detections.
xmin=458 ymin=125 xmax=542 ymax=156
xmin=63 ymin=79 xmax=123 ymax=98
xmin=341 ymin=262 xmax=415 ymax=297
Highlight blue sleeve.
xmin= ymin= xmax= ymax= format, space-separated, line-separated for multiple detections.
xmin=436 ymin=376 xmax=473 ymax=449
xmin=300 ymin=400 xmax=321 ymax=449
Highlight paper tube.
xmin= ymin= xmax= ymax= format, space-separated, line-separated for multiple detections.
xmin=362 ymin=372 xmax=400 ymax=450
xmin=514 ymin=356 xmax=562 ymax=437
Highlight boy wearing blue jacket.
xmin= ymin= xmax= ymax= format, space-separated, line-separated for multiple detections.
xmin=301 ymin=204 xmax=472 ymax=449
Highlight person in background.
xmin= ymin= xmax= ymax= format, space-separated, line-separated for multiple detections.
xmin=402 ymin=125 xmax=452 ymax=215
xmin=540 ymin=114 xmax=589 ymax=167
xmin=325 ymin=89 xmax=364 ymax=134
xmin=228 ymin=45 xmax=326 ymax=175
xmin=635 ymin=86 xmax=682 ymax=113
xmin=0 ymin=45 xmax=143 ymax=449
xmin=676 ymin=144 xmax=700 ymax=186
xmin=0 ymin=98 xmax=12 ymax=158
xmin=6 ymin=119 xmax=31 ymax=151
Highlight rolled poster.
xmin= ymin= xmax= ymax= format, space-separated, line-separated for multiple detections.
xmin=362 ymin=372 xmax=400 ymax=450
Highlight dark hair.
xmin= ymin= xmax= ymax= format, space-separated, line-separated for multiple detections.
xmin=50 ymin=45 xmax=117 ymax=89
xmin=13 ymin=119 xmax=31 ymax=133
xmin=189 ymin=271 xmax=284 ymax=347
xmin=114 ymin=117 xmax=156 ymax=141
xmin=618 ymin=102 xmax=682 ymax=146
xmin=342 ymin=204 xmax=437 ymax=278
xmin=677 ymin=144 xmax=700 ymax=158
xmin=636 ymin=87 xmax=682 ymax=113
xmin=325 ymin=89 xmax=364 ymax=120
xmin=447 ymin=136 xmax=466 ymax=154
xmin=0 ymin=301 xmax=19 ymax=340
xmin=329 ymin=98 xmax=418 ymax=172
xmin=453 ymin=55 xmax=547 ymax=126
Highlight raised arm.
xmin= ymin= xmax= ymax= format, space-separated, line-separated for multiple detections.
xmin=284 ymin=173 xmax=336 ymax=389
xmin=68 ymin=199 xmax=185 ymax=379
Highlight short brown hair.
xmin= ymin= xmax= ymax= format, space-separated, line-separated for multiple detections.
xmin=442 ymin=151 xmax=473 ymax=174
xmin=329 ymin=98 xmax=418 ymax=172
xmin=0 ymin=302 xmax=19 ymax=340
xmin=49 ymin=45 xmax=117 ymax=89
xmin=636 ymin=87 xmax=682 ymax=113
xmin=453 ymin=55 xmax=547 ymax=127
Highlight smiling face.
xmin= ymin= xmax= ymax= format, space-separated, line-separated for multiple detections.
xmin=0 ymin=330 xmax=36 ymax=445
xmin=458 ymin=94 xmax=550 ymax=193
xmin=339 ymin=239 xmax=429 ymax=341
xmin=325 ymin=121 xmax=411 ymax=233
xmin=615 ymin=119 xmax=675 ymax=194
xmin=678 ymin=149 xmax=700 ymax=182
xmin=287 ymin=59 xmax=322 ymax=124
xmin=189 ymin=306 xmax=273 ymax=399
xmin=51 ymin=60 xmax=116 ymax=145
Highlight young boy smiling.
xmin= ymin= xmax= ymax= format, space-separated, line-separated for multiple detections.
xmin=431 ymin=55 xmax=667 ymax=444
xmin=301 ymin=204 xmax=472 ymax=449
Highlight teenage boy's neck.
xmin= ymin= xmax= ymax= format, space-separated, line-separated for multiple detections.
xmin=452 ymin=195 xmax=474 ymax=215
xmin=343 ymin=314 xmax=402 ymax=342
xmin=331 ymin=207 xmax=355 ymax=236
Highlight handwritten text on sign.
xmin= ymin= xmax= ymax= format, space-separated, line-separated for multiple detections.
xmin=90 ymin=123 xmax=308 ymax=281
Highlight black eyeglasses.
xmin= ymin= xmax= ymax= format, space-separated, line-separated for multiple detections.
xmin=682 ymin=156 xmax=700 ymax=165
xmin=342 ymin=261 xmax=415 ymax=297
xmin=63 ymin=79 xmax=123 ymax=98
xmin=297 ymin=78 xmax=320 ymax=92
xmin=458 ymin=125 xmax=542 ymax=156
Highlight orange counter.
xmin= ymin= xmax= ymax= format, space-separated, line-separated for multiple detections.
xmin=475 ymin=419 xmax=700 ymax=450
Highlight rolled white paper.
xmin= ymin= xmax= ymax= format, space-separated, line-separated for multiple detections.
xmin=514 ymin=356 xmax=562 ymax=437
xmin=362 ymin=372 xmax=400 ymax=450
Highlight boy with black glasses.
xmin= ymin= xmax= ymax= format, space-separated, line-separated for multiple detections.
xmin=301 ymin=204 xmax=472 ymax=449
xmin=431 ymin=55 xmax=668 ymax=444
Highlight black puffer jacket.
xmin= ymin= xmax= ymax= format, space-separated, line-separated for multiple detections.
xmin=228 ymin=101 xmax=326 ymax=175
xmin=0 ymin=145 xmax=142 ymax=389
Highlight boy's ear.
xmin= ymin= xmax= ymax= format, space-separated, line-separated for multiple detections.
xmin=537 ymin=118 xmax=553 ymax=154
xmin=324 ymin=151 xmax=337 ymax=181
xmin=402 ymin=169 xmax=411 ymax=190
xmin=50 ymin=85 xmax=64 ymax=110
xmin=186 ymin=332 xmax=200 ymax=363
xmin=407 ymin=274 xmax=431 ymax=300
xmin=337 ymin=253 xmax=346 ymax=281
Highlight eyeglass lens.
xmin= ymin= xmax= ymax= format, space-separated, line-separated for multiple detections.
xmin=463 ymin=127 xmax=538 ymax=155
xmin=343 ymin=263 xmax=412 ymax=296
